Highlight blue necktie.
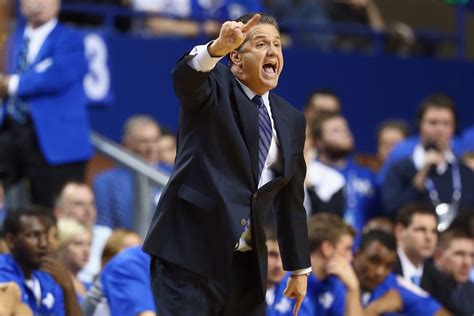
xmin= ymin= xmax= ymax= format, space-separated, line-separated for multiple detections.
xmin=411 ymin=274 xmax=421 ymax=286
xmin=6 ymin=36 xmax=30 ymax=124
xmin=253 ymin=95 xmax=272 ymax=179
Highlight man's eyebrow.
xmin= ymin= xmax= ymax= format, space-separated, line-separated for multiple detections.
xmin=251 ymin=34 xmax=281 ymax=41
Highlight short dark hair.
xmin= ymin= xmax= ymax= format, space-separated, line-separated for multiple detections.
xmin=310 ymin=113 xmax=343 ymax=141
xmin=437 ymin=228 xmax=472 ymax=251
xmin=376 ymin=119 xmax=410 ymax=141
xmin=3 ymin=206 xmax=52 ymax=236
xmin=305 ymin=89 xmax=340 ymax=110
xmin=395 ymin=203 xmax=437 ymax=227
xmin=359 ymin=230 xmax=397 ymax=253
xmin=415 ymin=93 xmax=457 ymax=131
xmin=307 ymin=213 xmax=356 ymax=252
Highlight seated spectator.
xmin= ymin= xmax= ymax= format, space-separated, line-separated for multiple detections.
xmin=363 ymin=216 xmax=394 ymax=234
xmin=93 ymin=115 xmax=170 ymax=230
xmin=82 ymin=246 xmax=155 ymax=316
xmin=430 ymin=228 xmax=474 ymax=315
xmin=323 ymin=0 xmax=385 ymax=52
xmin=0 ymin=207 xmax=82 ymax=315
xmin=382 ymin=93 xmax=474 ymax=225
xmin=353 ymin=230 xmax=450 ymax=315
xmin=265 ymin=226 xmax=287 ymax=315
xmin=306 ymin=114 xmax=380 ymax=235
xmin=270 ymin=213 xmax=362 ymax=316
xmin=57 ymin=218 xmax=92 ymax=303
xmin=376 ymin=119 xmax=409 ymax=165
xmin=0 ymin=282 xmax=32 ymax=316
xmin=100 ymin=228 xmax=142 ymax=268
xmin=393 ymin=203 xmax=438 ymax=287
xmin=265 ymin=0 xmax=334 ymax=49
xmin=303 ymin=89 xmax=341 ymax=126
xmin=156 ymin=130 xmax=176 ymax=173
xmin=55 ymin=181 xmax=112 ymax=285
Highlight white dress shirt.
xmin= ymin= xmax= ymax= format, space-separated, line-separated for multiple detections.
xmin=397 ymin=248 xmax=424 ymax=285
xmin=8 ymin=18 xmax=58 ymax=96
xmin=187 ymin=43 xmax=311 ymax=276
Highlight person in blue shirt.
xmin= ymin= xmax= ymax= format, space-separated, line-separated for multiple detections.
xmin=353 ymin=230 xmax=451 ymax=316
xmin=270 ymin=213 xmax=363 ymax=316
xmin=0 ymin=207 xmax=82 ymax=315
xmin=307 ymin=114 xmax=380 ymax=235
xmin=93 ymin=115 xmax=172 ymax=230
xmin=82 ymin=246 xmax=156 ymax=316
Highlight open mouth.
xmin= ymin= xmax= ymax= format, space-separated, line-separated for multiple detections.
xmin=262 ymin=62 xmax=277 ymax=77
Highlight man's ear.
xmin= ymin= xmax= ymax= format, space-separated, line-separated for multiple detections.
xmin=4 ymin=233 xmax=15 ymax=251
xmin=321 ymin=240 xmax=333 ymax=258
xmin=393 ymin=223 xmax=404 ymax=240
xmin=229 ymin=50 xmax=241 ymax=66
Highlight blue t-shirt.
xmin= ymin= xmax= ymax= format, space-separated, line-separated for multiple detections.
xmin=338 ymin=159 xmax=380 ymax=236
xmin=363 ymin=273 xmax=441 ymax=316
xmin=101 ymin=246 xmax=156 ymax=315
xmin=269 ymin=273 xmax=346 ymax=316
xmin=0 ymin=254 xmax=65 ymax=316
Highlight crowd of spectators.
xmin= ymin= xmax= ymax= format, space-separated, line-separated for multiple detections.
xmin=0 ymin=0 xmax=472 ymax=315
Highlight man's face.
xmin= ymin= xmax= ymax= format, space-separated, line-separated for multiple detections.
xmin=397 ymin=214 xmax=438 ymax=260
xmin=419 ymin=107 xmax=455 ymax=151
xmin=157 ymin=135 xmax=176 ymax=166
xmin=59 ymin=184 xmax=96 ymax=228
xmin=377 ymin=127 xmax=406 ymax=163
xmin=6 ymin=215 xmax=49 ymax=269
xmin=319 ymin=117 xmax=354 ymax=159
xmin=354 ymin=241 xmax=397 ymax=290
xmin=307 ymin=94 xmax=340 ymax=118
xmin=21 ymin=0 xmax=60 ymax=28
xmin=124 ymin=123 xmax=161 ymax=164
xmin=437 ymin=238 xmax=474 ymax=283
xmin=267 ymin=240 xmax=285 ymax=287
xmin=333 ymin=234 xmax=354 ymax=262
xmin=232 ymin=23 xmax=283 ymax=95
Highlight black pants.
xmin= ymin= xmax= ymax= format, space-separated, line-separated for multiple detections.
xmin=150 ymin=251 xmax=266 ymax=316
xmin=0 ymin=118 xmax=86 ymax=208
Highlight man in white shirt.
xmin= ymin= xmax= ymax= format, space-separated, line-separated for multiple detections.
xmin=393 ymin=203 xmax=438 ymax=287
xmin=143 ymin=12 xmax=311 ymax=316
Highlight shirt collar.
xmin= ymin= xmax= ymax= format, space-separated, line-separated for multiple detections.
xmin=25 ymin=18 xmax=58 ymax=40
xmin=397 ymin=248 xmax=424 ymax=280
xmin=236 ymin=79 xmax=270 ymax=108
xmin=413 ymin=143 xmax=456 ymax=174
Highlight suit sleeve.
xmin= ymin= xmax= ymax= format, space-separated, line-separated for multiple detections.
xmin=16 ymin=29 xmax=87 ymax=97
xmin=274 ymin=114 xmax=311 ymax=271
xmin=171 ymin=51 xmax=223 ymax=113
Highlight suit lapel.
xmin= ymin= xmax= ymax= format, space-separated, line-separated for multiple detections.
xmin=270 ymin=94 xmax=291 ymax=177
xmin=233 ymin=85 xmax=259 ymax=188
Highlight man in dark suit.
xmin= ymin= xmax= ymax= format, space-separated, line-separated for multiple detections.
xmin=0 ymin=0 xmax=92 ymax=207
xmin=393 ymin=203 xmax=438 ymax=288
xmin=143 ymin=13 xmax=311 ymax=316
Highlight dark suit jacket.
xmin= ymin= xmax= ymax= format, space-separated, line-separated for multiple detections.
xmin=143 ymin=55 xmax=311 ymax=295
xmin=3 ymin=22 xmax=92 ymax=164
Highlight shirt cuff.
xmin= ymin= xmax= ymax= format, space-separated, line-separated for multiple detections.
xmin=187 ymin=42 xmax=224 ymax=72
xmin=7 ymin=75 xmax=19 ymax=96
xmin=290 ymin=267 xmax=312 ymax=276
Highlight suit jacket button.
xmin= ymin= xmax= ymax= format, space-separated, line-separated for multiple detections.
xmin=253 ymin=192 xmax=258 ymax=198
xmin=240 ymin=219 xmax=247 ymax=226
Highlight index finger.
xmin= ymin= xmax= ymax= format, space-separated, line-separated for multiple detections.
xmin=293 ymin=295 xmax=303 ymax=316
xmin=241 ymin=14 xmax=261 ymax=32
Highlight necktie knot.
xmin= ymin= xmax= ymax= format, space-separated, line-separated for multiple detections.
xmin=252 ymin=95 xmax=264 ymax=108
